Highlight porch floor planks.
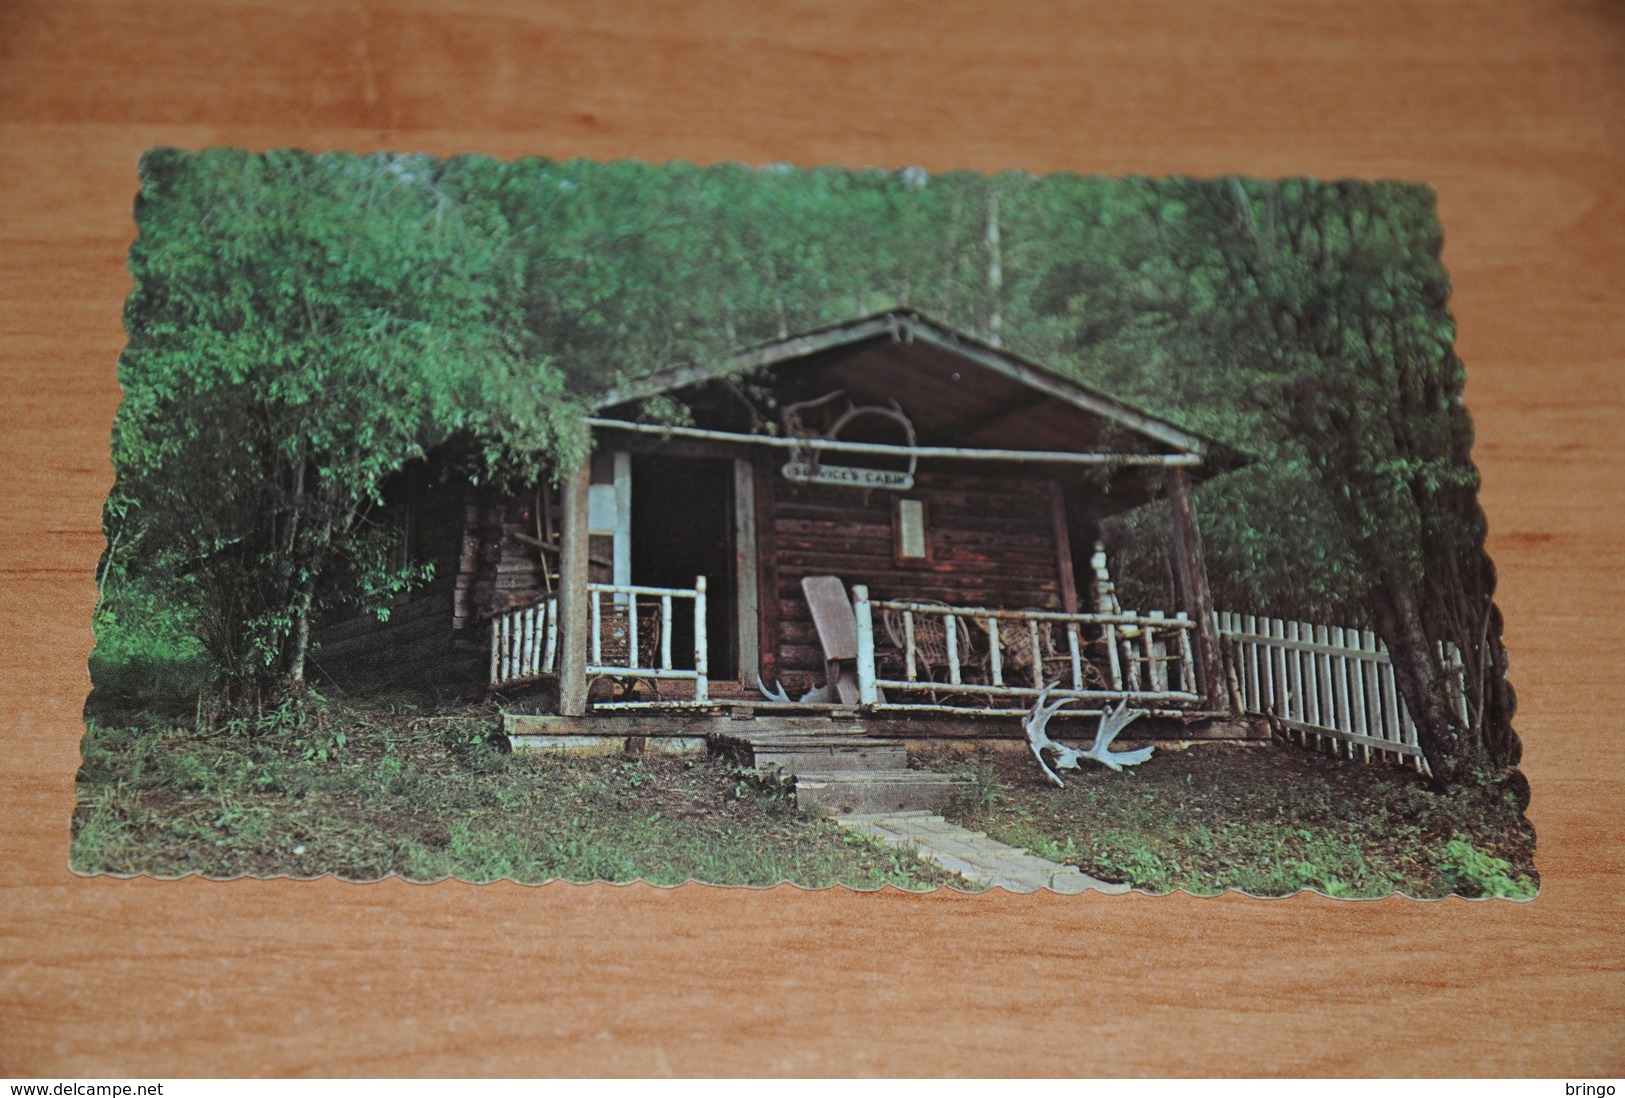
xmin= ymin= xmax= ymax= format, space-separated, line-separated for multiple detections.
xmin=502 ymin=708 xmax=1256 ymax=741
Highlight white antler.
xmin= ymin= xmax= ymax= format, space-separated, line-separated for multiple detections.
xmin=757 ymin=677 xmax=835 ymax=704
xmin=1022 ymin=683 xmax=1076 ymax=787
xmin=1077 ymin=701 xmax=1155 ymax=772
xmin=1022 ymin=686 xmax=1154 ymax=787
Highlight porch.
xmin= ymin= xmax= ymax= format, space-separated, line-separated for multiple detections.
xmin=489 ymin=577 xmax=1220 ymax=723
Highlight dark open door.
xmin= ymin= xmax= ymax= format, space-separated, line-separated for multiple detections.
xmin=630 ymin=454 xmax=737 ymax=680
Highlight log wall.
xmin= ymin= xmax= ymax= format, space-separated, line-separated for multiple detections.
xmin=312 ymin=478 xmax=483 ymax=692
xmin=309 ymin=575 xmax=485 ymax=692
xmin=459 ymin=485 xmax=559 ymax=626
xmin=760 ymin=466 xmax=1069 ymax=691
xmin=316 ymin=479 xmax=562 ymax=693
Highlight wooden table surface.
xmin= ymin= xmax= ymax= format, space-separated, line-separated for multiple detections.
xmin=2 ymin=0 xmax=1621 ymax=1077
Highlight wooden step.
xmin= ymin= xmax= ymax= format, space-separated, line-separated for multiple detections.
xmin=706 ymin=718 xmax=968 ymax=815
xmin=724 ymin=703 xmax=862 ymax=721
xmin=709 ymin=724 xmax=906 ymax=773
xmin=724 ymin=714 xmax=870 ymax=732
xmin=749 ymin=740 xmax=910 ymax=774
xmin=793 ymin=770 xmax=970 ymax=816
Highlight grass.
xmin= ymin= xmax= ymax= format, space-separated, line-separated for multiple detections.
xmin=74 ymin=686 xmax=1538 ymax=898
xmin=72 ymin=697 xmax=965 ymax=890
xmin=925 ymin=741 xmax=1537 ymax=899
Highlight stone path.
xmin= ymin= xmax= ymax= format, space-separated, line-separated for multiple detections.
xmin=836 ymin=810 xmax=1130 ymax=894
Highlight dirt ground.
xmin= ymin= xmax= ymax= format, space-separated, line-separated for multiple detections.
xmin=72 ymin=699 xmax=965 ymax=889
xmin=922 ymin=738 xmax=1536 ymax=898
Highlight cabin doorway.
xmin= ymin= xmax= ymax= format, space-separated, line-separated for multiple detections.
xmin=630 ymin=454 xmax=737 ymax=680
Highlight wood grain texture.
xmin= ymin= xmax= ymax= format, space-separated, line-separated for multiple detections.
xmin=2 ymin=0 xmax=1622 ymax=1076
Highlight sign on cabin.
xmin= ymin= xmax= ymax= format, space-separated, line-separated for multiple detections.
xmin=895 ymin=499 xmax=928 ymax=560
xmin=781 ymin=461 xmax=913 ymax=490
xmin=779 ymin=391 xmax=919 ymax=491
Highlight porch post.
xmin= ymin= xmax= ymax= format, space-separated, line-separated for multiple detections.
xmin=852 ymin=585 xmax=879 ymax=707
xmin=557 ymin=460 xmax=592 ymax=717
xmin=1166 ymin=467 xmax=1228 ymax=711
xmin=732 ymin=458 xmax=760 ymax=692
xmin=611 ymin=451 xmax=633 ymax=590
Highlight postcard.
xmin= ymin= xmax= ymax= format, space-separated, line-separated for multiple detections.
xmin=76 ymin=151 xmax=1535 ymax=898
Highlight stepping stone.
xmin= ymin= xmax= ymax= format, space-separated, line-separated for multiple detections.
xmin=837 ymin=813 xmax=1130 ymax=895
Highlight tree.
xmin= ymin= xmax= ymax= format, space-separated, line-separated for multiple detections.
xmin=1220 ymin=178 xmax=1507 ymax=782
xmin=1024 ymin=175 xmax=1372 ymax=623
xmin=114 ymin=149 xmax=586 ymax=698
xmin=1023 ymin=175 xmax=1515 ymax=782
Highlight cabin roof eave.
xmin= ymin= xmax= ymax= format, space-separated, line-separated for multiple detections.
xmin=591 ymin=309 xmax=1246 ymax=469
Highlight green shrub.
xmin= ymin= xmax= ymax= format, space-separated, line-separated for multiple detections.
xmin=88 ymin=584 xmax=212 ymax=707
xmin=1437 ymin=837 xmax=1538 ymax=899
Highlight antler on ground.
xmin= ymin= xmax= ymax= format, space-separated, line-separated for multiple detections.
xmin=1078 ymin=702 xmax=1155 ymax=772
xmin=758 ymin=678 xmax=836 ymax=704
xmin=1022 ymin=684 xmax=1076 ymax=787
xmin=1022 ymin=684 xmax=1154 ymax=787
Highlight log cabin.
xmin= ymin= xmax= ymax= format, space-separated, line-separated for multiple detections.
xmin=316 ymin=310 xmax=1250 ymax=737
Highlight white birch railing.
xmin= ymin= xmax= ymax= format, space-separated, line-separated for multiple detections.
xmin=587 ymin=577 xmax=708 ymax=707
xmin=488 ymin=578 xmax=710 ymax=704
xmin=852 ymin=587 xmax=1202 ymax=715
xmin=1215 ymin=610 xmax=1467 ymax=773
xmin=490 ymin=598 xmax=559 ymax=687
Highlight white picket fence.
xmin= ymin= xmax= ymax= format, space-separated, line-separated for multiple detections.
xmin=1215 ymin=610 xmax=1468 ymax=773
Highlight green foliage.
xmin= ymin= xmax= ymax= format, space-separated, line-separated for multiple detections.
xmin=1437 ymin=837 xmax=1538 ymax=900
xmin=952 ymin=747 xmax=1006 ymax=811
xmin=729 ymin=765 xmax=799 ymax=812
xmin=1029 ymin=833 xmax=1080 ymax=863
xmin=114 ymin=149 xmax=590 ymax=695
xmin=88 ymin=580 xmax=211 ymax=705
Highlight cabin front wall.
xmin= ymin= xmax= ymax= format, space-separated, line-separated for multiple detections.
xmin=471 ymin=442 xmax=1219 ymax=715
xmin=756 ymin=464 xmax=1080 ymax=695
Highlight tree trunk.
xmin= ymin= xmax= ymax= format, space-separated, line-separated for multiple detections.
xmin=1165 ymin=469 xmax=1227 ymax=712
xmin=284 ymin=510 xmax=335 ymax=689
xmin=288 ymin=587 xmax=313 ymax=684
xmin=1426 ymin=481 xmax=1521 ymax=768
xmin=1368 ymin=579 xmax=1478 ymax=786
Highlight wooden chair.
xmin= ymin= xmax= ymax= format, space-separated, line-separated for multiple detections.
xmin=881 ymin=600 xmax=984 ymax=696
xmin=590 ymin=599 xmax=665 ymax=700
xmin=979 ymin=614 xmax=1110 ymax=692
xmin=801 ymin=575 xmax=865 ymax=705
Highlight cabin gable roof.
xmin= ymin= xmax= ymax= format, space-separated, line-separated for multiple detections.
xmin=593 ymin=309 xmax=1236 ymax=467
